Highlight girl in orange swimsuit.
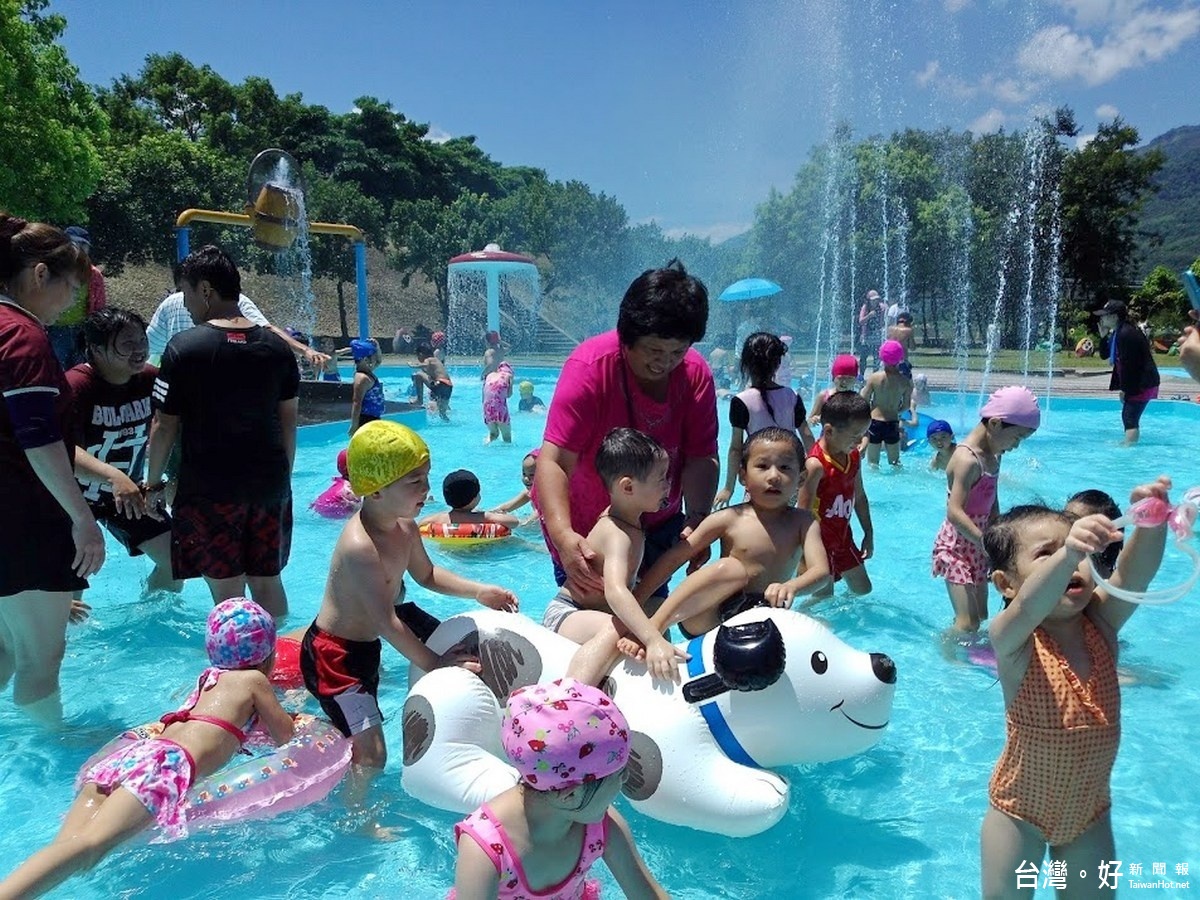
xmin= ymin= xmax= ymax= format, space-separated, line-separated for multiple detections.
xmin=978 ymin=478 xmax=1172 ymax=899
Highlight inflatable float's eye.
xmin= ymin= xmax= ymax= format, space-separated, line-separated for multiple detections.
xmin=811 ymin=651 xmax=828 ymax=674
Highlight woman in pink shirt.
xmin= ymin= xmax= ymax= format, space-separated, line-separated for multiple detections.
xmin=533 ymin=260 xmax=718 ymax=601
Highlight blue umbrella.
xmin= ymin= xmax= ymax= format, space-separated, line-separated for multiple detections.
xmin=719 ymin=277 xmax=782 ymax=302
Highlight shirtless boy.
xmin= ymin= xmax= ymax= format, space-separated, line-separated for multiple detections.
xmin=412 ymin=341 xmax=454 ymax=421
xmin=568 ymin=427 xmax=828 ymax=684
xmin=418 ymin=468 xmax=520 ymax=530
xmin=861 ymin=339 xmax=912 ymax=467
xmin=540 ymin=428 xmax=684 ymax=680
xmin=300 ymin=421 xmax=518 ymax=777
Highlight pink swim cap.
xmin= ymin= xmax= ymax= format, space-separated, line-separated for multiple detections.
xmin=205 ymin=598 xmax=276 ymax=670
xmin=336 ymin=448 xmax=349 ymax=478
xmin=879 ymin=340 xmax=905 ymax=366
xmin=501 ymin=678 xmax=630 ymax=790
xmin=980 ymin=385 xmax=1041 ymax=429
xmin=831 ymin=354 xmax=859 ymax=378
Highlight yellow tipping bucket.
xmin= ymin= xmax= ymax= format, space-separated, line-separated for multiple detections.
xmin=248 ymin=183 xmax=301 ymax=250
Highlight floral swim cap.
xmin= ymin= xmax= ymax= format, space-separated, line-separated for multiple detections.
xmin=347 ymin=420 xmax=430 ymax=496
xmin=501 ymin=678 xmax=630 ymax=791
xmin=205 ymin=598 xmax=276 ymax=670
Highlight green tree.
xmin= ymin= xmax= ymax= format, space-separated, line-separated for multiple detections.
xmin=300 ymin=164 xmax=386 ymax=338
xmin=1130 ymin=265 xmax=1187 ymax=330
xmin=83 ymin=131 xmax=241 ymax=274
xmin=0 ymin=0 xmax=107 ymax=220
xmin=1059 ymin=118 xmax=1164 ymax=305
xmin=391 ymin=192 xmax=502 ymax=323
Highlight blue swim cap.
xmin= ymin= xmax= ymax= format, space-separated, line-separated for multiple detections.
xmin=350 ymin=339 xmax=378 ymax=361
xmin=926 ymin=419 xmax=953 ymax=439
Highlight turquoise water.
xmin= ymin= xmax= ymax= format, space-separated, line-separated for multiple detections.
xmin=1 ymin=366 xmax=1197 ymax=898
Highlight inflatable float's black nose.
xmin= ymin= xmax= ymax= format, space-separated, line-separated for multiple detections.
xmin=683 ymin=620 xmax=786 ymax=704
xmin=871 ymin=652 xmax=897 ymax=685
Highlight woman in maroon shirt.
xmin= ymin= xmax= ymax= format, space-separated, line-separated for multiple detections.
xmin=0 ymin=214 xmax=104 ymax=726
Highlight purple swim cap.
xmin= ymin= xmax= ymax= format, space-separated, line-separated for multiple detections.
xmin=501 ymin=678 xmax=630 ymax=791
xmin=205 ymin=598 xmax=276 ymax=670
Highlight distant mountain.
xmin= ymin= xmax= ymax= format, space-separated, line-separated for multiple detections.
xmin=1137 ymin=124 xmax=1200 ymax=276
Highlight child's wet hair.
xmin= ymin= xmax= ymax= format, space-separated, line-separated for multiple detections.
xmin=595 ymin=427 xmax=666 ymax=489
xmin=820 ymin=391 xmax=870 ymax=427
xmin=81 ymin=306 xmax=147 ymax=358
xmin=1066 ymin=489 xmax=1123 ymax=576
xmin=741 ymin=426 xmax=803 ymax=467
xmin=982 ymin=504 xmax=1072 ymax=576
xmin=739 ymin=332 xmax=787 ymax=386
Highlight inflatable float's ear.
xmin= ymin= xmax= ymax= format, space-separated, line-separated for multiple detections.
xmin=402 ymin=694 xmax=436 ymax=766
xmin=683 ymin=620 xmax=786 ymax=704
xmin=622 ymin=732 xmax=663 ymax=802
xmin=477 ymin=630 xmax=543 ymax=701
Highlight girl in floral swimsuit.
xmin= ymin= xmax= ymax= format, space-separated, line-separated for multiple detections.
xmin=932 ymin=386 xmax=1040 ymax=634
xmin=0 ymin=599 xmax=294 ymax=899
xmin=452 ymin=678 xmax=667 ymax=900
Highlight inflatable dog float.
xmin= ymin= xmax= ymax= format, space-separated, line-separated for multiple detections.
xmin=401 ymin=608 xmax=896 ymax=836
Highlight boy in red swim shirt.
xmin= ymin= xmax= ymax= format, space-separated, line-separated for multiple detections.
xmin=797 ymin=391 xmax=874 ymax=598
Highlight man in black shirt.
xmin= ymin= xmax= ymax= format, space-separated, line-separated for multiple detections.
xmin=145 ymin=245 xmax=299 ymax=616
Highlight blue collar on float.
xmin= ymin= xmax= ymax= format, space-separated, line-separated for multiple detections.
xmin=686 ymin=635 xmax=762 ymax=769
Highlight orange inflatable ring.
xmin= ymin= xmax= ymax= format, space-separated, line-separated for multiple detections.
xmin=419 ymin=522 xmax=512 ymax=547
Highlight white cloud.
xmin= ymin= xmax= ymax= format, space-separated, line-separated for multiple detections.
xmin=982 ymin=75 xmax=1035 ymax=104
xmin=944 ymin=0 xmax=971 ymax=11
xmin=1076 ymin=132 xmax=1098 ymax=148
xmin=662 ymin=222 xmax=752 ymax=243
xmin=1055 ymin=0 xmax=1146 ymax=28
xmin=1017 ymin=4 xmax=1200 ymax=85
xmin=423 ymin=124 xmax=453 ymax=144
xmin=916 ymin=60 xmax=941 ymax=88
xmin=1095 ymin=103 xmax=1120 ymax=118
xmin=969 ymin=108 xmax=1008 ymax=133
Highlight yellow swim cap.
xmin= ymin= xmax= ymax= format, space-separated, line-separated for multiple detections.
xmin=518 ymin=381 xmax=534 ymax=394
xmin=347 ymin=420 xmax=430 ymax=496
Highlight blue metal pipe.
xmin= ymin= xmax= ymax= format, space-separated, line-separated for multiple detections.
xmin=175 ymin=227 xmax=190 ymax=261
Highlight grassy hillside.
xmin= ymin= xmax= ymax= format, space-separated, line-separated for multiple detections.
xmin=104 ymin=246 xmax=444 ymax=344
xmin=1138 ymin=124 xmax=1200 ymax=276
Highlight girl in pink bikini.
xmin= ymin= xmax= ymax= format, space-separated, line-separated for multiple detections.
xmin=0 ymin=599 xmax=294 ymax=899
xmin=452 ymin=678 xmax=667 ymax=900
xmin=932 ymin=386 xmax=1041 ymax=634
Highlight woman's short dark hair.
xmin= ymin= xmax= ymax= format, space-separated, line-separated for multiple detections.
xmin=616 ymin=259 xmax=708 ymax=347
xmin=178 ymin=245 xmax=241 ymax=302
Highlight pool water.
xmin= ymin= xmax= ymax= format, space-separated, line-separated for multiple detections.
xmin=1 ymin=367 xmax=1197 ymax=899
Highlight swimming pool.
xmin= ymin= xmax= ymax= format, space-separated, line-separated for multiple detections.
xmin=2 ymin=366 xmax=1197 ymax=898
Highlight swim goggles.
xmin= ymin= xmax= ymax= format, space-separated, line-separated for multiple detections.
xmin=1089 ymin=487 xmax=1200 ymax=605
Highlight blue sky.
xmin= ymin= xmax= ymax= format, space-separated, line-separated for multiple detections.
xmin=53 ymin=0 xmax=1200 ymax=242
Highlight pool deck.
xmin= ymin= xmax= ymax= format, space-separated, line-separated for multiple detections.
xmin=917 ymin=367 xmax=1199 ymax=400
